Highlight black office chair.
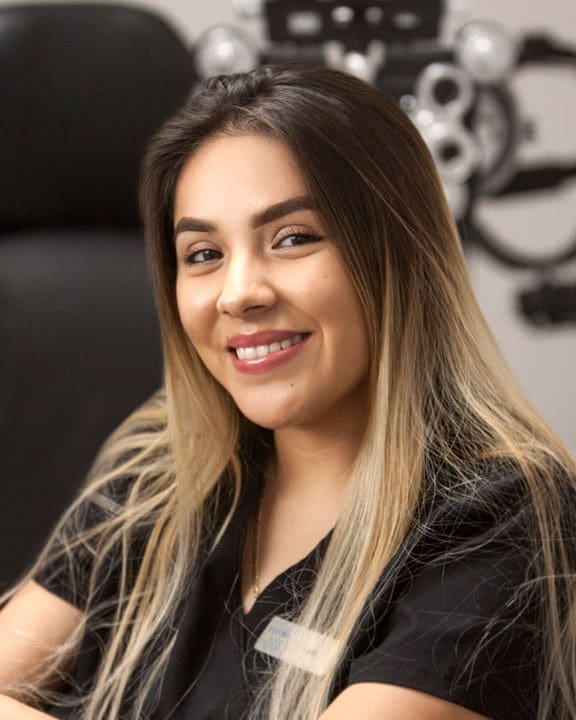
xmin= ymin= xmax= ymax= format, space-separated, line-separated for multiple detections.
xmin=0 ymin=3 xmax=196 ymax=589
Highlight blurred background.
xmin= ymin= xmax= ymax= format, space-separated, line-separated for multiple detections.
xmin=1 ymin=0 xmax=575 ymax=588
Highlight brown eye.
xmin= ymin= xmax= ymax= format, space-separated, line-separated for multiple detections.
xmin=274 ymin=233 xmax=322 ymax=249
xmin=185 ymin=248 xmax=222 ymax=265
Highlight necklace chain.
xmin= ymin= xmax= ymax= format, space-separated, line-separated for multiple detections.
xmin=251 ymin=498 xmax=262 ymax=599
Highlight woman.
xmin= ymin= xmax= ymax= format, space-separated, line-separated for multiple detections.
xmin=1 ymin=66 xmax=575 ymax=720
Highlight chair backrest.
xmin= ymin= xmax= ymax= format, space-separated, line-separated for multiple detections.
xmin=0 ymin=3 xmax=195 ymax=229
xmin=0 ymin=3 xmax=196 ymax=589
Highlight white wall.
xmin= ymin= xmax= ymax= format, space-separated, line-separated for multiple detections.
xmin=454 ymin=0 xmax=576 ymax=454
xmin=5 ymin=0 xmax=576 ymax=451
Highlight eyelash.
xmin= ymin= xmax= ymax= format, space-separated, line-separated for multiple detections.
xmin=182 ymin=232 xmax=323 ymax=265
xmin=183 ymin=248 xmax=222 ymax=265
xmin=274 ymin=232 xmax=322 ymax=249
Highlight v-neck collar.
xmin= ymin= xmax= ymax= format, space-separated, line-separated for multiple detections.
xmin=153 ymin=467 xmax=332 ymax=719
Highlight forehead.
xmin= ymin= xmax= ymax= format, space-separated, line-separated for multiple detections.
xmin=173 ymin=133 xmax=308 ymax=222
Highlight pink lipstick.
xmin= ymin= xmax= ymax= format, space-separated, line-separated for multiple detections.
xmin=227 ymin=331 xmax=310 ymax=374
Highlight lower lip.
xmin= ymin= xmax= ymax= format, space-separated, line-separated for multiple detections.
xmin=229 ymin=335 xmax=310 ymax=375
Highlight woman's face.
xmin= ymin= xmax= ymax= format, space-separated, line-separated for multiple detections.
xmin=173 ymin=133 xmax=370 ymax=432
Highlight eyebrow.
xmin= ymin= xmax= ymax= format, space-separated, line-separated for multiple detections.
xmin=173 ymin=195 xmax=318 ymax=240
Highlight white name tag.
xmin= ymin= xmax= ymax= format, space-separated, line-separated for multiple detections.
xmin=254 ymin=616 xmax=343 ymax=676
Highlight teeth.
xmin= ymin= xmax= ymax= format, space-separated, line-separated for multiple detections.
xmin=235 ymin=334 xmax=303 ymax=360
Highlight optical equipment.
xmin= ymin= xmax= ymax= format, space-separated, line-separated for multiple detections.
xmin=195 ymin=1 xmax=576 ymax=325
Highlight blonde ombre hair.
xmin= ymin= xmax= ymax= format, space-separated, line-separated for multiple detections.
xmin=3 ymin=66 xmax=576 ymax=719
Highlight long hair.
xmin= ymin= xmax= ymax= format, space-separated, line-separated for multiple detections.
xmin=3 ymin=65 xmax=575 ymax=719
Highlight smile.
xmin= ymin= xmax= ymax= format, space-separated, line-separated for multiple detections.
xmin=234 ymin=334 xmax=305 ymax=360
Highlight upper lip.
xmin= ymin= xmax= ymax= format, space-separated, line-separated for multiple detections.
xmin=226 ymin=330 xmax=308 ymax=350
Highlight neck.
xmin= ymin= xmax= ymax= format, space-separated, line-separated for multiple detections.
xmin=269 ymin=411 xmax=366 ymax=505
xmin=242 ymin=407 xmax=368 ymax=613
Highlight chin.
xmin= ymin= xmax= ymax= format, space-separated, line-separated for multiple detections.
xmin=237 ymin=403 xmax=306 ymax=431
xmin=228 ymin=388 xmax=306 ymax=430
xmin=240 ymin=412 xmax=292 ymax=431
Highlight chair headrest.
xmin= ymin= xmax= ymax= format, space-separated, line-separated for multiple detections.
xmin=0 ymin=4 xmax=196 ymax=230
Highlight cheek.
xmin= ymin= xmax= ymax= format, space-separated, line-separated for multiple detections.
xmin=175 ymin=280 xmax=207 ymax=347
xmin=312 ymin=272 xmax=367 ymax=338
xmin=175 ymin=281 xmax=191 ymax=336
xmin=324 ymin=284 xmax=370 ymax=371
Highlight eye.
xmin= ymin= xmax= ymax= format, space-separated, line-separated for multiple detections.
xmin=274 ymin=232 xmax=323 ymax=249
xmin=183 ymin=247 xmax=222 ymax=265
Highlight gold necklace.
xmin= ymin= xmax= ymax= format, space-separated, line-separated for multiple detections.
xmin=251 ymin=498 xmax=262 ymax=600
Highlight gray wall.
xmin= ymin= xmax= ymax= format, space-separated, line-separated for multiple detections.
xmin=6 ymin=0 xmax=576 ymax=451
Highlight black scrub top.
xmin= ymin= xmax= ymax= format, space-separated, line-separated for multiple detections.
xmin=35 ymin=464 xmax=542 ymax=720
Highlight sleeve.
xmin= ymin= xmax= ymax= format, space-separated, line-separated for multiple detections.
xmin=345 ymin=469 xmax=542 ymax=720
xmin=33 ymin=478 xmax=130 ymax=609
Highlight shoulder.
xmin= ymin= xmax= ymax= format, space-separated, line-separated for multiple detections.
xmin=340 ymin=461 xmax=545 ymax=720
xmin=418 ymin=460 xmax=536 ymax=552
xmin=418 ymin=456 xmax=576 ymax=567
xmin=33 ymin=411 xmax=171 ymax=609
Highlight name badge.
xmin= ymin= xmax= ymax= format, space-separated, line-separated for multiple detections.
xmin=254 ymin=616 xmax=343 ymax=676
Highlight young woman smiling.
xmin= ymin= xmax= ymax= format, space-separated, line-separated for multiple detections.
xmin=1 ymin=66 xmax=575 ymax=720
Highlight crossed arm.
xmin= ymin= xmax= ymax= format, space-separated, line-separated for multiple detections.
xmin=0 ymin=580 xmax=82 ymax=719
xmin=0 ymin=581 xmax=490 ymax=720
xmin=319 ymin=684 xmax=490 ymax=720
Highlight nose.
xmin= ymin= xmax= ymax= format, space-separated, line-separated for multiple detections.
xmin=216 ymin=253 xmax=276 ymax=317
